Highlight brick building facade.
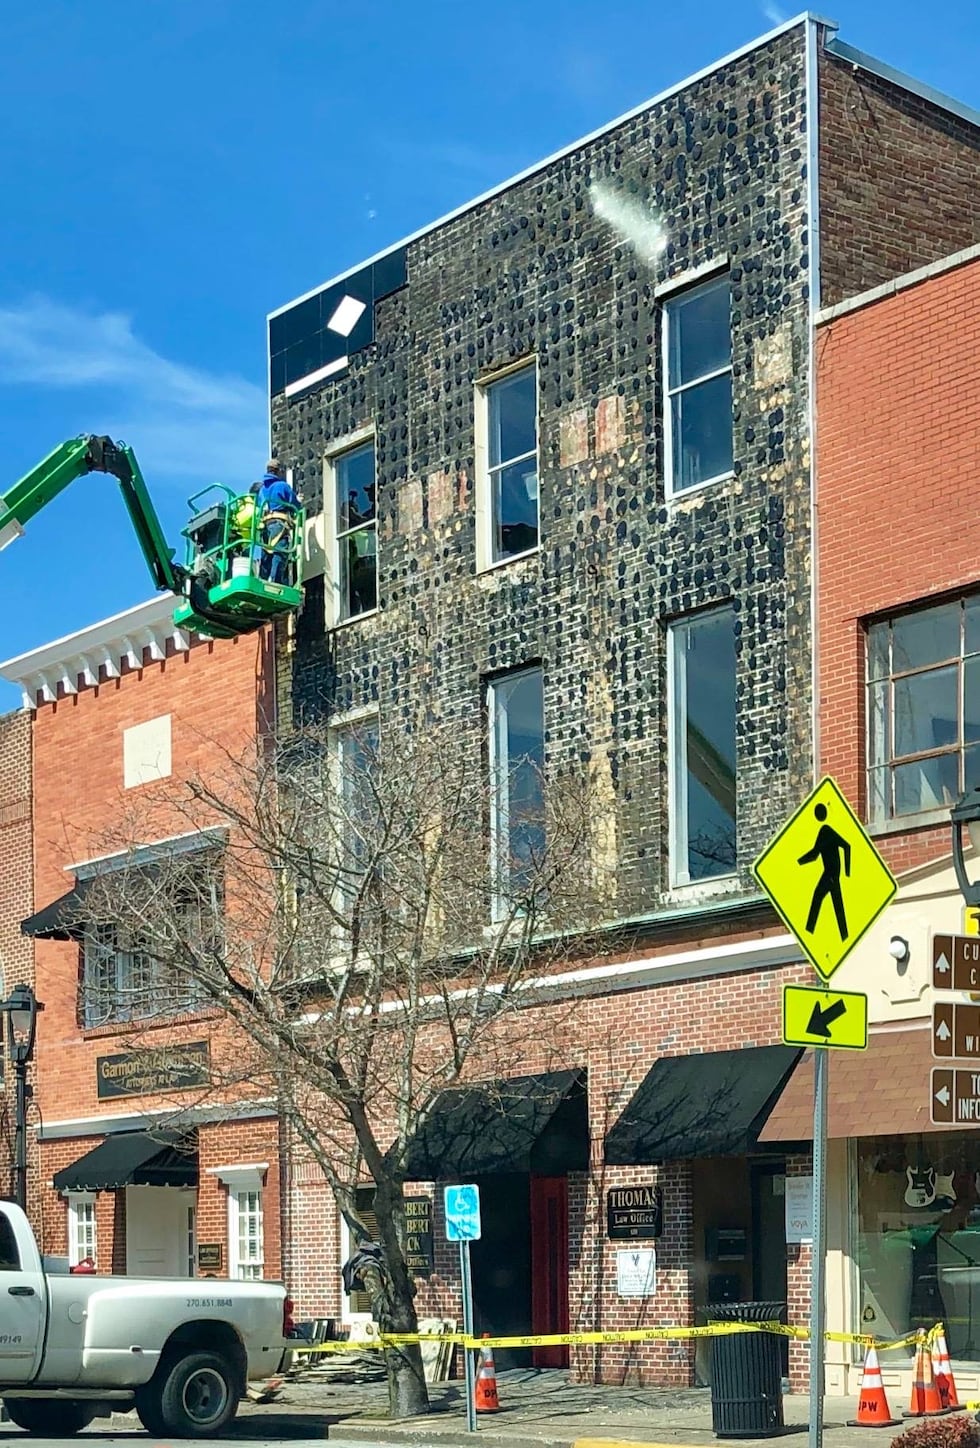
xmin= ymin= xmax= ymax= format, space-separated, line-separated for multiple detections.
xmin=265 ymin=15 xmax=980 ymax=1390
xmin=0 ymin=711 xmax=33 ymax=1202
xmin=0 ymin=597 xmax=283 ymax=1285
xmin=760 ymin=243 xmax=980 ymax=1398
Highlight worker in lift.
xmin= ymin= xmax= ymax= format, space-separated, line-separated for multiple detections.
xmin=255 ymin=460 xmax=300 ymax=585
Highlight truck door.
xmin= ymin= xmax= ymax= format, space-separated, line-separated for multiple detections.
xmin=0 ymin=1208 xmax=44 ymax=1381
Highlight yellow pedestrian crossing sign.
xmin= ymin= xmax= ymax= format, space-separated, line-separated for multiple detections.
xmin=753 ymin=777 xmax=897 ymax=982
xmin=782 ymin=984 xmax=868 ymax=1050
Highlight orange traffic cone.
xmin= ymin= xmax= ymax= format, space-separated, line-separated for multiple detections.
xmin=931 ymin=1328 xmax=961 ymax=1411
xmin=846 ymin=1345 xmax=900 ymax=1427
xmin=904 ymin=1334 xmax=951 ymax=1417
xmin=474 ymin=1334 xmax=499 ymax=1414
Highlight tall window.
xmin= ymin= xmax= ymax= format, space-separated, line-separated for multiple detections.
xmin=669 ymin=608 xmax=737 ymax=884
xmin=333 ymin=441 xmax=377 ymax=622
xmin=229 ymin=1189 xmax=264 ymax=1280
xmin=332 ymin=716 xmax=380 ymax=903
xmin=67 ymin=1194 xmax=96 ymax=1267
xmin=488 ymin=668 xmax=545 ymax=912
xmin=81 ymin=921 xmax=204 ymax=1027
xmin=479 ymin=364 xmax=539 ymax=565
xmin=868 ymin=597 xmax=980 ymax=822
xmin=664 ymin=275 xmax=733 ymax=494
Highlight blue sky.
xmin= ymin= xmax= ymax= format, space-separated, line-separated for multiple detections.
xmin=0 ymin=0 xmax=978 ymax=712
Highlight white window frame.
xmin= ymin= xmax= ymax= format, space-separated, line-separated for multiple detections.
xmin=487 ymin=666 xmax=545 ymax=920
xmin=475 ymin=360 xmax=539 ymax=572
xmin=663 ymin=273 xmax=733 ymax=499
xmin=66 ymin=1193 xmax=96 ymax=1267
xmin=328 ymin=709 xmax=381 ymax=926
xmin=208 ymin=1164 xmax=267 ymax=1281
xmin=667 ymin=608 xmax=737 ymax=889
xmin=323 ymin=429 xmax=378 ymax=630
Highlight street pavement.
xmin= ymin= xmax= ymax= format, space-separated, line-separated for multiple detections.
xmin=0 ymin=1368 xmax=944 ymax=1448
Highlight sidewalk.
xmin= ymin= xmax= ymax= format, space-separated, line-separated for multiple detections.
xmin=214 ymin=1369 xmax=918 ymax=1448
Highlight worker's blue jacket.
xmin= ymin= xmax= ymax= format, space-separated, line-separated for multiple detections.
xmin=256 ymin=474 xmax=300 ymax=515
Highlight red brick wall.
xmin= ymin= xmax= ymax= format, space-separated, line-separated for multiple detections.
xmin=816 ymin=251 xmax=980 ymax=874
xmin=0 ymin=712 xmax=32 ymax=1201
xmin=30 ymin=625 xmax=281 ymax=1271
xmin=819 ymin=50 xmax=980 ymax=308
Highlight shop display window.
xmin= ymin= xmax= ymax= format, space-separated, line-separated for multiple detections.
xmin=856 ymin=1134 xmax=980 ymax=1361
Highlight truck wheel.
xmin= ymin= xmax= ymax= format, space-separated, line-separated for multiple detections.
xmin=4 ymin=1399 xmax=97 ymax=1435
xmin=157 ymin=1350 xmax=240 ymax=1437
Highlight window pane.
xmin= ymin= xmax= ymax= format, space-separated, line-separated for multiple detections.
xmin=891 ymin=604 xmax=958 ymax=672
xmin=492 ymin=669 xmax=545 ymax=901
xmin=493 ymin=460 xmax=539 ymax=560
xmin=868 ymin=681 xmax=889 ymax=770
xmin=966 ymin=597 xmax=980 ymax=656
xmin=867 ymin=623 xmax=889 ymax=682
xmin=668 ymin=280 xmax=731 ymax=388
xmin=966 ymin=744 xmax=980 ymax=792
xmin=488 ymin=368 xmax=537 ymax=468
xmin=868 ymin=767 xmax=889 ymax=823
xmin=340 ymin=526 xmax=377 ymax=618
xmin=893 ymin=753 xmax=959 ymax=815
xmin=966 ymin=657 xmax=980 ymax=745
xmin=893 ymin=666 xmax=957 ymax=758
xmin=670 ymin=372 xmax=733 ymax=490
xmin=336 ymin=444 xmax=376 ymax=532
xmin=675 ymin=609 xmax=736 ymax=881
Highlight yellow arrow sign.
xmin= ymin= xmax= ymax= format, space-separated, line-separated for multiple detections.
xmin=783 ymin=984 xmax=868 ymax=1050
xmin=753 ymin=776 xmax=897 ymax=982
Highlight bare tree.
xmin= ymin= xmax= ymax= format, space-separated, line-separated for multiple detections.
xmin=78 ymin=715 xmax=606 ymax=1417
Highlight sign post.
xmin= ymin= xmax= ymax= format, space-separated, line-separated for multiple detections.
xmin=753 ymin=776 xmax=897 ymax=1448
xmin=444 ymin=1184 xmax=481 ymax=1433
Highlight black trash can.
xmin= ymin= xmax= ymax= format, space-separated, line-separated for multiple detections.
xmin=706 ymin=1300 xmax=786 ymax=1438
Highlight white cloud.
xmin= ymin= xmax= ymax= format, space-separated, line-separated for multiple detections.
xmin=761 ymin=1 xmax=789 ymax=23
xmin=0 ymin=296 xmax=267 ymax=486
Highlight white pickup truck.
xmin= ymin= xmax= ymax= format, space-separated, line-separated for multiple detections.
xmin=0 ymin=1201 xmax=290 ymax=1437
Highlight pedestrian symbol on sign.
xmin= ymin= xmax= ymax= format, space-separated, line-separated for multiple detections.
xmin=753 ymin=777 xmax=896 ymax=982
xmin=798 ymin=803 xmax=851 ymax=941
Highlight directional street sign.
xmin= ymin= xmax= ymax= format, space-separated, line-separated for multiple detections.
xmin=753 ymin=777 xmax=897 ymax=981
xmin=443 ymin=1183 xmax=481 ymax=1242
xmin=932 ymin=934 xmax=980 ymax=992
xmin=931 ymin=1068 xmax=980 ymax=1125
xmin=932 ymin=1001 xmax=980 ymax=1059
xmin=782 ymin=985 xmax=868 ymax=1050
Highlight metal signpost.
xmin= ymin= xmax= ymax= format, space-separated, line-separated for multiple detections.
xmin=444 ymin=1184 xmax=482 ymax=1434
xmin=754 ymin=777 xmax=896 ymax=1448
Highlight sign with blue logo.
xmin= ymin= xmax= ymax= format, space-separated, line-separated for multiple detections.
xmin=443 ymin=1183 xmax=481 ymax=1241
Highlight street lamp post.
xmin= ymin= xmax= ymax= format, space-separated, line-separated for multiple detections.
xmin=0 ymin=985 xmax=41 ymax=1211
xmin=950 ymin=786 xmax=980 ymax=912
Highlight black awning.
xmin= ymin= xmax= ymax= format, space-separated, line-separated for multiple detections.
xmin=21 ymin=880 xmax=91 ymax=941
xmin=404 ymin=1069 xmax=588 ymax=1180
xmin=604 ymin=1044 xmax=802 ymax=1165
xmin=53 ymin=1129 xmax=198 ymax=1192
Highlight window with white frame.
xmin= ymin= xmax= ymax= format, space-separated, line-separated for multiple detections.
xmin=229 ymin=1188 xmax=264 ymax=1280
xmin=488 ymin=667 xmax=545 ymax=913
xmin=330 ymin=441 xmax=377 ymax=623
xmin=478 ymin=364 xmax=539 ymax=566
xmin=67 ymin=1194 xmax=96 ymax=1267
xmin=664 ymin=275 xmax=733 ymax=494
xmin=867 ymin=597 xmax=980 ymax=822
xmin=668 ymin=607 xmax=737 ymax=884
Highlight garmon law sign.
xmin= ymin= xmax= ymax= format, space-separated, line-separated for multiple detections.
xmin=96 ymin=1042 xmax=211 ymax=1100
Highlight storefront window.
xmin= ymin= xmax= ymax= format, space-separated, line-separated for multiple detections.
xmin=857 ymin=1134 xmax=980 ymax=1361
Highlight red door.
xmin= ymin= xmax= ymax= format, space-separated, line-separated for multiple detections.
xmin=530 ymin=1175 xmax=569 ymax=1369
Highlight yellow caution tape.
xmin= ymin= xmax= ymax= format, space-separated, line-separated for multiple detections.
xmin=289 ymin=1321 xmax=937 ymax=1355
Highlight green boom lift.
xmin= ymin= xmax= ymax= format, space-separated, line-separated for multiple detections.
xmin=0 ymin=435 xmax=304 ymax=639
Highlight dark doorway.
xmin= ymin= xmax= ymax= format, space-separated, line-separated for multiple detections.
xmin=530 ymin=1176 xmax=569 ymax=1368
xmin=751 ymin=1160 xmax=788 ymax=1373
xmin=469 ymin=1174 xmax=532 ymax=1369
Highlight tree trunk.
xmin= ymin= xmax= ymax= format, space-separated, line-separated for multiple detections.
xmin=359 ymin=1255 xmax=430 ymax=1416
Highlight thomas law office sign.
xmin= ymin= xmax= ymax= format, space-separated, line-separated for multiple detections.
xmin=606 ymin=1184 xmax=663 ymax=1240
xmin=97 ymin=1042 xmax=211 ymax=1100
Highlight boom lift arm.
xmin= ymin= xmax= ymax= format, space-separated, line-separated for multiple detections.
xmin=0 ymin=434 xmax=184 ymax=593
xmin=0 ymin=435 xmax=304 ymax=640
